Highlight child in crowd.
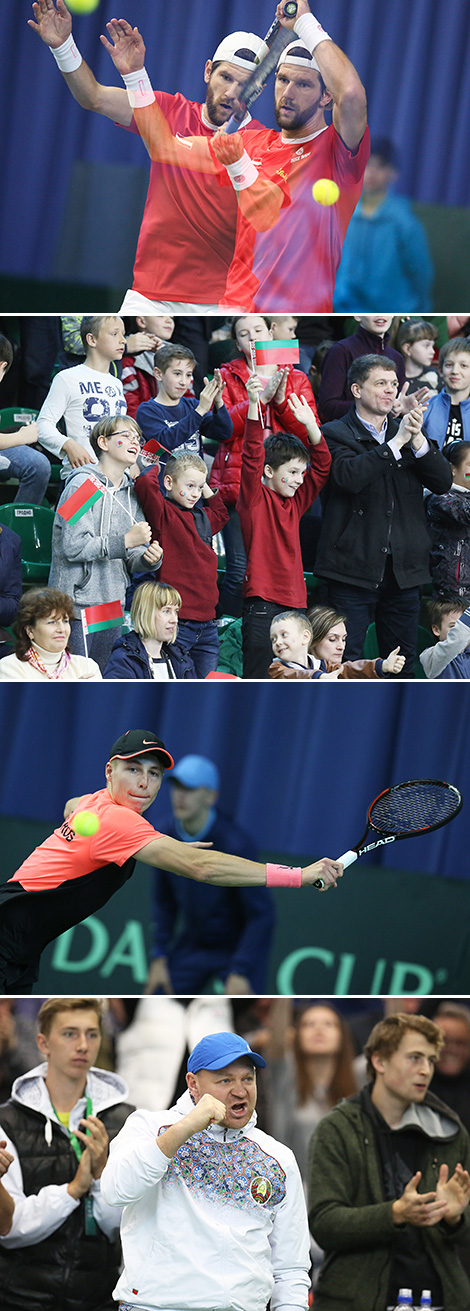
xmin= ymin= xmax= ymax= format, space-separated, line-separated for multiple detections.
xmin=423 ymin=339 xmax=470 ymax=449
xmin=37 ymin=314 xmax=128 ymax=479
xmin=268 ymin=607 xmax=405 ymax=679
xmin=395 ymin=319 xmax=441 ymax=394
xmin=104 ymin=580 xmax=193 ymax=680
xmin=209 ymin=315 xmax=318 ymax=618
xmin=122 ymin=315 xmax=175 ymax=418
xmin=238 ymin=375 xmax=331 ymax=679
xmin=426 ymin=440 xmax=470 ymax=597
xmin=420 ymin=597 xmax=470 ymax=679
xmin=136 ymin=344 xmax=231 ymax=478
xmin=134 ymin=451 xmax=229 ymax=678
xmin=0 ymin=332 xmax=50 ymax=504
xmin=0 ymin=588 xmax=101 ymax=682
xmin=49 ymin=415 xmax=162 ymax=670
xmin=269 ymin=316 xmax=298 ymax=341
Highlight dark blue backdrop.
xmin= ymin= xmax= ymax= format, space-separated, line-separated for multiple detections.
xmin=2 ymin=0 xmax=470 ymax=283
xmin=0 ymin=681 xmax=467 ymax=882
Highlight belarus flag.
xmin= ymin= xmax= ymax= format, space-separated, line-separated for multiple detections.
xmin=252 ymin=339 xmax=300 ymax=367
xmin=82 ymin=600 xmax=124 ymax=634
xmin=57 ymin=477 xmax=104 ymax=525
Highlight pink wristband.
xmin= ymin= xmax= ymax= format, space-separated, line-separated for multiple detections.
xmin=266 ymin=863 xmax=302 ymax=888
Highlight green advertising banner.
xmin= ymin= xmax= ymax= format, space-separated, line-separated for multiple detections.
xmin=3 ymin=819 xmax=469 ymax=995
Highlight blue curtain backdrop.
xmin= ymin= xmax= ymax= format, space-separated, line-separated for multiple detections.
xmin=0 ymin=681 xmax=468 ymax=882
xmin=2 ymin=0 xmax=470 ymax=283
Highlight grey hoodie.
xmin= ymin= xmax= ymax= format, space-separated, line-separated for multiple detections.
xmin=49 ymin=463 xmax=160 ymax=616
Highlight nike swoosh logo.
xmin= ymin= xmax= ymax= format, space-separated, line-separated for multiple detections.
xmin=176 ymin=134 xmax=193 ymax=149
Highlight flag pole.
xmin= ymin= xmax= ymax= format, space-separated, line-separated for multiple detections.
xmin=81 ymin=611 xmax=90 ymax=676
xmin=250 ymin=342 xmax=264 ymax=427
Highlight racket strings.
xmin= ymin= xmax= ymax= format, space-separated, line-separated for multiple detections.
xmin=369 ymin=782 xmax=461 ymax=836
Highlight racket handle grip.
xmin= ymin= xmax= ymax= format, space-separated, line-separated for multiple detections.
xmin=224 ymin=110 xmax=246 ymax=135
xmin=338 ymin=850 xmax=359 ymax=869
xmin=314 ymin=849 xmax=358 ymax=889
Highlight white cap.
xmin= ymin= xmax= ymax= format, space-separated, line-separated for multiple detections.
xmin=211 ymin=32 xmax=269 ymax=71
xmin=277 ymin=38 xmax=320 ymax=74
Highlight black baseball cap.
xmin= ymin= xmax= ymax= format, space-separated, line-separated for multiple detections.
xmin=109 ymin=730 xmax=174 ymax=770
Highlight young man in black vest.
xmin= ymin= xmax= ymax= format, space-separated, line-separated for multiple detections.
xmin=0 ymin=996 xmax=133 ymax=1311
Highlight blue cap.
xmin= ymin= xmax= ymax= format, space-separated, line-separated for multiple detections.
xmin=187 ymin=1032 xmax=266 ymax=1073
xmin=171 ymin=755 xmax=219 ymax=791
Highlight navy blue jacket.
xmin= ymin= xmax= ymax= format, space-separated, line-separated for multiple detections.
xmin=0 ymin=524 xmax=22 ymax=629
xmin=151 ymin=812 xmax=275 ymax=992
xmin=136 ymin=396 xmax=232 ymax=475
xmin=103 ymin=628 xmax=194 ymax=679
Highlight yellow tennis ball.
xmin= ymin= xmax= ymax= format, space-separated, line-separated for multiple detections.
xmin=312 ymin=178 xmax=340 ymax=206
xmin=67 ymin=0 xmax=100 ymax=12
xmin=72 ymin=811 xmax=100 ymax=837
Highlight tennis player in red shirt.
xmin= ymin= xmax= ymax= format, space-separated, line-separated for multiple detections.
xmin=29 ymin=1 xmax=269 ymax=311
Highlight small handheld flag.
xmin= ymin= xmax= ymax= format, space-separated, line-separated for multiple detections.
xmin=141 ymin=439 xmax=170 ymax=466
xmin=252 ymin=339 xmax=300 ymax=367
xmin=57 ymin=477 xmax=104 ymax=525
xmin=82 ymin=601 xmax=124 ymax=635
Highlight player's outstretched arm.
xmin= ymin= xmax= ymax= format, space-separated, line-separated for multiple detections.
xmin=133 ymin=834 xmax=343 ymax=890
xmin=276 ymin=0 xmax=367 ymax=150
xmin=28 ymin=0 xmax=131 ymax=124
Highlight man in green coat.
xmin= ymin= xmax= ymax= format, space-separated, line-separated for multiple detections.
xmin=308 ymin=1013 xmax=470 ymax=1311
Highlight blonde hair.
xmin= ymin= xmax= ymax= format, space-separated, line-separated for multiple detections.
xmin=165 ymin=452 xmax=207 ymax=479
xmin=131 ymin=581 xmax=182 ymax=642
xmin=270 ymin=611 xmax=313 ymax=639
xmin=80 ymin=314 xmax=123 ymax=349
xmin=37 ymin=997 xmax=104 ymax=1039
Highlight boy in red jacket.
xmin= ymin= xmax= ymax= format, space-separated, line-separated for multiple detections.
xmin=238 ymin=373 xmax=331 ymax=677
xmin=134 ymin=452 xmax=228 ymax=678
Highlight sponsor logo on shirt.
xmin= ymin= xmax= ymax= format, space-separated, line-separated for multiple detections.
xmin=60 ymin=820 xmax=76 ymax=844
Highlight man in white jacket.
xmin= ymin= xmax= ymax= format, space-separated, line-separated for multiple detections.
xmin=101 ymin=1030 xmax=311 ymax=1311
xmin=0 ymin=995 xmax=133 ymax=1311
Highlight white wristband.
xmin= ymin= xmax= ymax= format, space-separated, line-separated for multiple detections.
xmin=51 ymin=33 xmax=82 ymax=73
xmin=294 ymin=12 xmax=332 ymax=53
xmin=225 ymin=150 xmax=259 ymax=192
xmin=122 ymin=67 xmax=155 ymax=109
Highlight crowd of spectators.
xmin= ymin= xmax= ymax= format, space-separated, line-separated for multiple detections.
xmin=1 ymin=313 xmax=469 ymax=680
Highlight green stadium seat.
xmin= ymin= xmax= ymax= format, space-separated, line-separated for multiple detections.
xmin=0 ymin=503 xmax=54 ymax=583
xmin=0 ymin=407 xmax=38 ymax=429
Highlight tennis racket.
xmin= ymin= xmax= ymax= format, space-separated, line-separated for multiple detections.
xmin=224 ymin=2 xmax=298 ymax=134
xmin=314 ymin=779 xmax=463 ymax=889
